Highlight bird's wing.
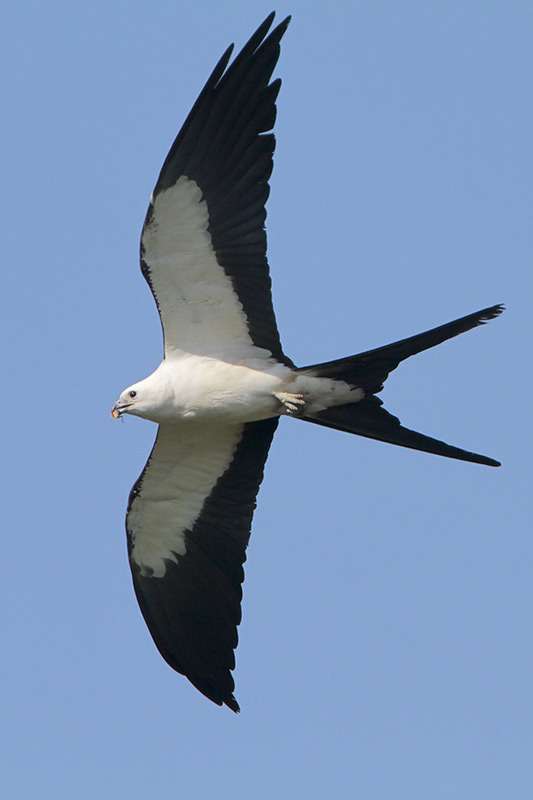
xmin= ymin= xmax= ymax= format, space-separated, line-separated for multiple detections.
xmin=126 ymin=417 xmax=279 ymax=712
xmin=140 ymin=13 xmax=293 ymax=365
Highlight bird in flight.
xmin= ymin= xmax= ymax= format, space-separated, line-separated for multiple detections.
xmin=112 ymin=13 xmax=503 ymax=712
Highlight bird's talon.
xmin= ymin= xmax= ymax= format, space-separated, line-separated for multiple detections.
xmin=274 ymin=392 xmax=306 ymax=417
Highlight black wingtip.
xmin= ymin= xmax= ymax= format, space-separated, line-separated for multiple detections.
xmin=260 ymin=12 xmax=291 ymax=45
xmin=226 ymin=695 xmax=241 ymax=713
xmin=262 ymin=11 xmax=292 ymax=28
xmin=264 ymin=12 xmax=291 ymax=48
xmin=186 ymin=671 xmax=242 ymax=712
xmin=244 ymin=11 xmax=290 ymax=56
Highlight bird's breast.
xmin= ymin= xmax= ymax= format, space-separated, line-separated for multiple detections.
xmin=154 ymin=355 xmax=292 ymax=423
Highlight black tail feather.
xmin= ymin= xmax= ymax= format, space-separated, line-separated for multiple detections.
xmin=298 ymin=304 xmax=504 ymax=394
xmin=305 ymin=397 xmax=500 ymax=467
xmin=298 ymin=304 xmax=503 ymax=466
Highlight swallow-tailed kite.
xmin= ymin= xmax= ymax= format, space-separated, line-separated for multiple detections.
xmin=112 ymin=13 xmax=503 ymax=712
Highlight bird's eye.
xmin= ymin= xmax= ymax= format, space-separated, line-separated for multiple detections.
xmin=129 ymin=390 xmax=137 ymax=398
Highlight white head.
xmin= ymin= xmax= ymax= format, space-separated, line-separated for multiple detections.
xmin=111 ymin=370 xmax=172 ymax=423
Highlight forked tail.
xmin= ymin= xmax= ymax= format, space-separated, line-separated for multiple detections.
xmin=297 ymin=304 xmax=503 ymax=467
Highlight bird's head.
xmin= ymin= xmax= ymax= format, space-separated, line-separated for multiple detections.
xmin=111 ymin=373 xmax=169 ymax=423
xmin=111 ymin=384 xmax=142 ymax=419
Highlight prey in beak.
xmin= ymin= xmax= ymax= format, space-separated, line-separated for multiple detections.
xmin=112 ymin=387 xmax=141 ymax=420
xmin=111 ymin=402 xmax=131 ymax=419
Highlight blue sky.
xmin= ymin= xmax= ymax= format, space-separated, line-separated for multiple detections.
xmin=2 ymin=1 xmax=531 ymax=797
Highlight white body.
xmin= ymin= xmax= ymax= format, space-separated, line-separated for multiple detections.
xmin=116 ymin=353 xmax=362 ymax=425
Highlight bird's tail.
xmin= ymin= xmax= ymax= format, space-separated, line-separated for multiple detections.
xmin=297 ymin=304 xmax=503 ymax=467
